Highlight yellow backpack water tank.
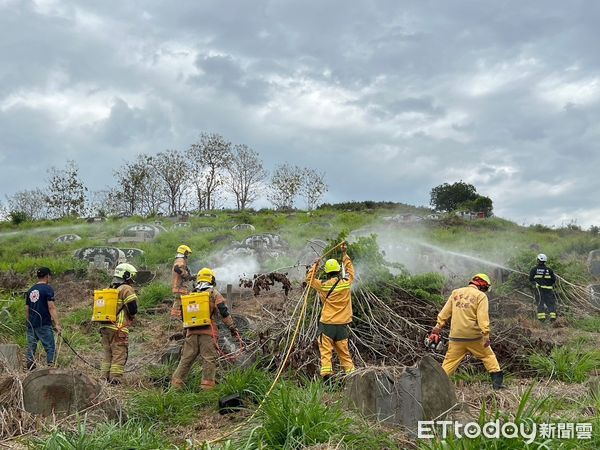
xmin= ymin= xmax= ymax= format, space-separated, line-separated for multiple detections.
xmin=181 ymin=291 xmax=211 ymax=328
xmin=92 ymin=289 xmax=119 ymax=322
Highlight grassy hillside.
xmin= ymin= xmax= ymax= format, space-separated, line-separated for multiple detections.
xmin=1 ymin=205 xmax=599 ymax=449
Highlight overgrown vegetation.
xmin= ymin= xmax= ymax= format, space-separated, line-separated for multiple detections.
xmin=528 ymin=343 xmax=600 ymax=383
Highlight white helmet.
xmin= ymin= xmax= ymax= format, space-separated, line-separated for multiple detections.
xmin=113 ymin=263 xmax=137 ymax=281
xmin=537 ymin=254 xmax=548 ymax=263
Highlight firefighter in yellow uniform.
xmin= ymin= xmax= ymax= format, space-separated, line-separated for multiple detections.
xmin=171 ymin=268 xmax=238 ymax=390
xmin=99 ymin=263 xmax=138 ymax=384
xmin=428 ymin=273 xmax=505 ymax=390
xmin=171 ymin=244 xmax=194 ymax=319
xmin=307 ymin=242 xmax=355 ymax=378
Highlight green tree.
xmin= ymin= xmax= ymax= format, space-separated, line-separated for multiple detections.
xmin=429 ymin=181 xmax=478 ymax=212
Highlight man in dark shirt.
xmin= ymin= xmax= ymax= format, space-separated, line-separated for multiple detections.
xmin=25 ymin=267 xmax=61 ymax=370
xmin=529 ymin=254 xmax=557 ymax=321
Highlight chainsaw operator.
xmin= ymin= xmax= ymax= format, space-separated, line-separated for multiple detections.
xmin=428 ymin=273 xmax=505 ymax=390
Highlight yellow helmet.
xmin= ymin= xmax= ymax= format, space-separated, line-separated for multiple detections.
xmin=197 ymin=267 xmax=216 ymax=283
xmin=324 ymin=259 xmax=341 ymax=274
xmin=177 ymin=244 xmax=192 ymax=255
xmin=471 ymin=273 xmax=491 ymax=291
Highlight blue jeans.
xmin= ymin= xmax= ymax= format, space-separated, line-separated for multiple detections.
xmin=27 ymin=325 xmax=56 ymax=366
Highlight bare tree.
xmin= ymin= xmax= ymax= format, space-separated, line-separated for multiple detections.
xmin=226 ymin=144 xmax=268 ymax=210
xmin=5 ymin=188 xmax=49 ymax=220
xmin=300 ymin=168 xmax=328 ymax=210
xmin=46 ymin=160 xmax=87 ymax=218
xmin=87 ymin=188 xmax=124 ymax=217
xmin=151 ymin=150 xmax=190 ymax=215
xmin=187 ymin=133 xmax=232 ymax=210
xmin=113 ymin=154 xmax=166 ymax=216
xmin=268 ymin=163 xmax=303 ymax=210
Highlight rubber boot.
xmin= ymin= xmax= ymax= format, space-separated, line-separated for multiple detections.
xmin=171 ymin=378 xmax=185 ymax=391
xmin=201 ymin=379 xmax=216 ymax=391
xmin=491 ymin=371 xmax=505 ymax=390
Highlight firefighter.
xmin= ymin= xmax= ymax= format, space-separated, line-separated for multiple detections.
xmin=99 ymin=263 xmax=138 ymax=384
xmin=529 ymin=253 xmax=557 ymax=321
xmin=307 ymin=242 xmax=355 ymax=379
xmin=171 ymin=268 xmax=238 ymax=390
xmin=171 ymin=244 xmax=194 ymax=319
xmin=428 ymin=273 xmax=505 ymax=390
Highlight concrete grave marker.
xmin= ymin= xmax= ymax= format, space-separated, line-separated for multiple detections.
xmin=119 ymin=248 xmax=145 ymax=262
xmin=232 ymin=224 xmax=256 ymax=231
xmin=345 ymin=356 xmax=457 ymax=431
xmin=54 ymin=234 xmax=82 ymax=243
xmin=22 ymin=369 xmax=102 ymax=417
xmin=0 ymin=344 xmax=21 ymax=371
xmin=73 ymin=247 xmax=126 ymax=270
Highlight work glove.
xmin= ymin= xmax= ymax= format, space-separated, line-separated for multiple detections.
xmin=341 ymin=242 xmax=348 ymax=254
xmin=228 ymin=326 xmax=239 ymax=337
xmin=428 ymin=327 xmax=441 ymax=344
xmin=483 ymin=337 xmax=491 ymax=348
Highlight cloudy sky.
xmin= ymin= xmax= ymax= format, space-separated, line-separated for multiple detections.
xmin=1 ymin=0 xmax=599 ymax=227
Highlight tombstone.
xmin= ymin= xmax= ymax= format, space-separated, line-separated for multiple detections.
xmin=86 ymin=217 xmax=106 ymax=223
xmin=197 ymin=227 xmax=216 ymax=233
xmin=119 ymin=248 xmax=145 ymax=262
xmin=73 ymin=247 xmax=126 ymax=270
xmin=121 ymin=224 xmax=162 ymax=240
xmin=232 ymin=224 xmax=256 ymax=231
xmin=588 ymin=250 xmax=600 ymax=277
xmin=345 ymin=356 xmax=457 ymax=431
xmin=589 ymin=285 xmax=600 ymax=308
xmin=22 ymin=369 xmax=102 ymax=417
xmin=200 ymin=213 xmax=217 ymax=218
xmin=172 ymin=222 xmax=190 ymax=229
xmin=54 ymin=234 xmax=82 ymax=243
xmin=0 ymin=344 xmax=21 ymax=371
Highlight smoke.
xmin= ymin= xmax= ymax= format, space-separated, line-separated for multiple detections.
xmin=211 ymin=255 xmax=261 ymax=289
xmin=349 ymin=225 xmax=519 ymax=286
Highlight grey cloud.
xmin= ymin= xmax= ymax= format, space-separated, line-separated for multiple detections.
xmin=1 ymin=0 xmax=600 ymax=226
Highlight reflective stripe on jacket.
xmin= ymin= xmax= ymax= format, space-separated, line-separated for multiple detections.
xmin=100 ymin=284 xmax=137 ymax=334
xmin=172 ymin=257 xmax=192 ymax=294
xmin=308 ymin=254 xmax=355 ymax=325
xmin=529 ymin=264 xmax=556 ymax=290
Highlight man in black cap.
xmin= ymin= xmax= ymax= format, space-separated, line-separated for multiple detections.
xmin=25 ymin=267 xmax=62 ymax=370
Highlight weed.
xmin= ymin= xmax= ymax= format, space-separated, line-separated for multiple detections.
xmin=127 ymin=389 xmax=214 ymax=427
xmin=236 ymin=381 xmax=397 ymax=449
xmin=529 ymin=345 xmax=600 ymax=383
xmin=573 ymin=315 xmax=600 ymax=333
xmin=29 ymin=419 xmax=174 ymax=449
xmin=138 ymin=282 xmax=172 ymax=311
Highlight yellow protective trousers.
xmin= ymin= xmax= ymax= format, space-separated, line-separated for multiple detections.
xmin=100 ymin=328 xmax=129 ymax=380
xmin=171 ymin=334 xmax=217 ymax=388
xmin=441 ymin=339 xmax=501 ymax=376
xmin=318 ymin=334 xmax=355 ymax=376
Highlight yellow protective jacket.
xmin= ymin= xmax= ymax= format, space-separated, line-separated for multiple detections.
xmin=308 ymin=254 xmax=355 ymax=325
xmin=99 ymin=284 xmax=138 ymax=334
xmin=172 ymin=257 xmax=192 ymax=295
xmin=436 ymin=285 xmax=491 ymax=340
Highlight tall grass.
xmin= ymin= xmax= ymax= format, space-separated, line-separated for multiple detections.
xmin=528 ymin=344 xmax=600 ymax=383
xmin=138 ymin=282 xmax=172 ymax=311
xmin=235 ymin=381 xmax=397 ymax=449
xmin=28 ymin=419 xmax=174 ymax=449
